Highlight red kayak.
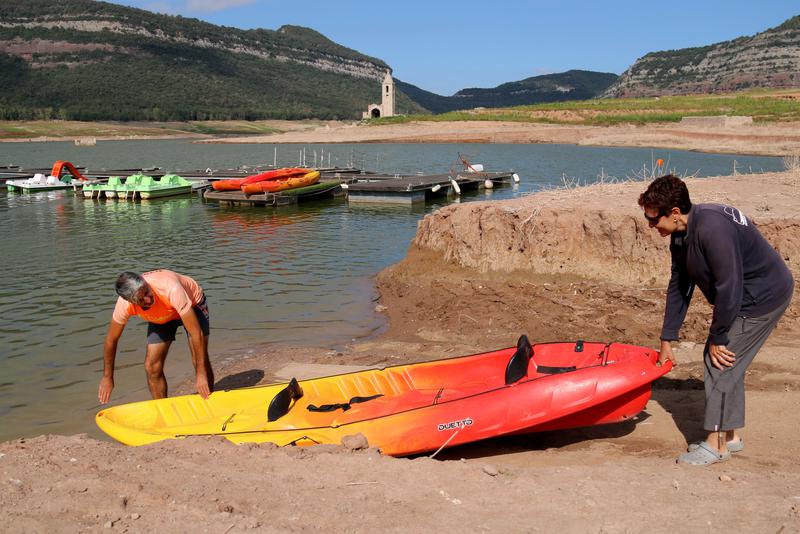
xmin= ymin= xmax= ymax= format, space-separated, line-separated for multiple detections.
xmin=96 ymin=335 xmax=672 ymax=455
xmin=211 ymin=167 xmax=309 ymax=191
xmin=241 ymin=171 xmax=320 ymax=195
xmin=240 ymin=167 xmax=307 ymax=185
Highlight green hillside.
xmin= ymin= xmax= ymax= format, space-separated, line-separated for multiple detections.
xmin=396 ymin=70 xmax=619 ymax=114
xmin=0 ymin=0 xmax=426 ymax=120
xmin=374 ymin=89 xmax=800 ymax=126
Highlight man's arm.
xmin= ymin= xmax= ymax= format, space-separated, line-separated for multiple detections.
xmin=98 ymin=320 xmax=125 ymax=403
xmin=180 ymin=308 xmax=211 ymax=399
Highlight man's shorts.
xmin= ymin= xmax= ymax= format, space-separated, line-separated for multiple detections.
xmin=146 ymin=295 xmax=210 ymax=345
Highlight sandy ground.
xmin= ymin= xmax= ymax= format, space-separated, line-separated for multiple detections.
xmin=0 ymin=119 xmax=325 ymax=143
xmin=4 ymin=118 xmax=800 ymax=157
xmin=209 ymin=119 xmax=800 ymax=157
xmin=3 ymin=163 xmax=800 ymax=530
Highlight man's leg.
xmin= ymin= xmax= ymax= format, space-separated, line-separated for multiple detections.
xmin=145 ymin=320 xmax=181 ymax=399
xmin=144 ymin=341 xmax=171 ymax=399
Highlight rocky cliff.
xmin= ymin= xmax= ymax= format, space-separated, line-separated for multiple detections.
xmin=603 ymin=16 xmax=800 ymax=97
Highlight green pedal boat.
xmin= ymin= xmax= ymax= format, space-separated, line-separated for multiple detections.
xmin=84 ymin=174 xmax=203 ymax=199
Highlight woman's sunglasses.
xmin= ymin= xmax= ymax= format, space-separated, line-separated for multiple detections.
xmin=644 ymin=211 xmax=665 ymax=225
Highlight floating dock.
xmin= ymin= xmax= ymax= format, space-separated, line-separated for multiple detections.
xmin=202 ymin=169 xmax=364 ymax=206
xmin=345 ymin=171 xmax=518 ymax=204
xmin=3 ymin=164 xmax=520 ymax=207
xmin=204 ymin=180 xmax=348 ymax=206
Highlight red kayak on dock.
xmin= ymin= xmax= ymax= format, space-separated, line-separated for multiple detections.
xmin=241 ymin=171 xmax=321 ymax=195
xmin=240 ymin=167 xmax=307 ymax=185
xmin=211 ymin=167 xmax=310 ymax=191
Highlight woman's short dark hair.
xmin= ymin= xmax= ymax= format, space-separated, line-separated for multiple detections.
xmin=638 ymin=174 xmax=692 ymax=216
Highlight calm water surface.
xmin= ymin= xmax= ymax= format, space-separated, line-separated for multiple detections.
xmin=0 ymin=140 xmax=783 ymax=441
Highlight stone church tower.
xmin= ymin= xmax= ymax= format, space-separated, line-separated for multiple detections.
xmin=363 ymin=70 xmax=396 ymax=119
xmin=381 ymin=70 xmax=395 ymax=117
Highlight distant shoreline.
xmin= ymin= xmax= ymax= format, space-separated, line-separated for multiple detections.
xmin=0 ymin=134 xmax=205 ymax=143
xmin=2 ymin=119 xmax=799 ymax=157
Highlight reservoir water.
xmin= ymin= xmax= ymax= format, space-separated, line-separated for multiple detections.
xmin=0 ymin=140 xmax=783 ymax=442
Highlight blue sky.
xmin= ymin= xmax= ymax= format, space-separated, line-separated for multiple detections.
xmin=109 ymin=0 xmax=799 ymax=95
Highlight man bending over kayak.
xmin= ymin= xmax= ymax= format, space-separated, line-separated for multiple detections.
xmin=98 ymin=270 xmax=215 ymax=403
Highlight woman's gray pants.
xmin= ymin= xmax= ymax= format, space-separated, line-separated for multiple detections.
xmin=704 ymin=293 xmax=793 ymax=431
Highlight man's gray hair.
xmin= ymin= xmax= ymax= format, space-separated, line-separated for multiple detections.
xmin=115 ymin=272 xmax=146 ymax=302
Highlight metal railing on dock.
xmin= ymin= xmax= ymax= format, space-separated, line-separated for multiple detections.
xmin=344 ymin=171 xmax=518 ymax=204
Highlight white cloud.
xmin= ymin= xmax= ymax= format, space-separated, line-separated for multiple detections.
xmin=185 ymin=0 xmax=257 ymax=12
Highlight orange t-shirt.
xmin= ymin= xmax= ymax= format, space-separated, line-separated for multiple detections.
xmin=112 ymin=270 xmax=204 ymax=325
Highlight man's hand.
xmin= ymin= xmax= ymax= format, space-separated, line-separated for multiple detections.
xmin=98 ymin=376 xmax=114 ymax=404
xmin=196 ymin=374 xmax=211 ymax=400
xmin=709 ymin=344 xmax=736 ymax=369
xmin=659 ymin=340 xmax=677 ymax=367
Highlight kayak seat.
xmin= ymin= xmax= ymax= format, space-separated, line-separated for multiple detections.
xmin=267 ymin=378 xmax=304 ymax=422
xmin=505 ymin=334 xmax=533 ymax=385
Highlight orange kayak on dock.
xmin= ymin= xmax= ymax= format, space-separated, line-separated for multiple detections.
xmin=211 ymin=167 xmax=310 ymax=191
xmin=242 ymin=171 xmax=321 ymax=195
xmin=240 ymin=167 xmax=307 ymax=185
xmin=211 ymin=178 xmax=246 ymax=191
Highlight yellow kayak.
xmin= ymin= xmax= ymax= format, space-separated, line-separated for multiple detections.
xmin=95 ymin=338 xmax=670 ymax=456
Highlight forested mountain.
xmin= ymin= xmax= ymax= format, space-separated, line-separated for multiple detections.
xmin=0 ymin=0 xmax=425 ymax=120
xmin=603 ymin=15 xmax=800 ymax=97
xmin=7 ymin=1 xmax=793 ymax=121
xmin=397 ymin=70 xmax=619 ymax=114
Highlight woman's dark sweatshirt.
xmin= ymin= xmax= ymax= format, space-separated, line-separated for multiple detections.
xmin=661 ymin=203 xmax=794 ymax=345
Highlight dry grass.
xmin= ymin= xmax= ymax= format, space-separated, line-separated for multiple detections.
xmin=784 ymin=154 xmax=800 ymax=172
xmin=374 ymin=88 xmax=800 ymax=127
xmin=784 ymin=154 xmax=800 ymax=187
xmin=546 ymin=157 xmax=696 ymax=198
xmin=0 ymin=120 xmax=295 ymax=140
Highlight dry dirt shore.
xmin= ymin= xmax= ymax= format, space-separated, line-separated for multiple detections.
xmin=208 ymin=119 xmax=800 ymax=157
xmin=4 ymin=119 xmax=800 ymax=157
xmin=3 ymin=171 xmax=800 ymax=532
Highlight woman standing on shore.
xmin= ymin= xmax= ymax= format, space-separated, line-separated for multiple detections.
xmin=638 ymin=175 xmax=794 ymax=466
